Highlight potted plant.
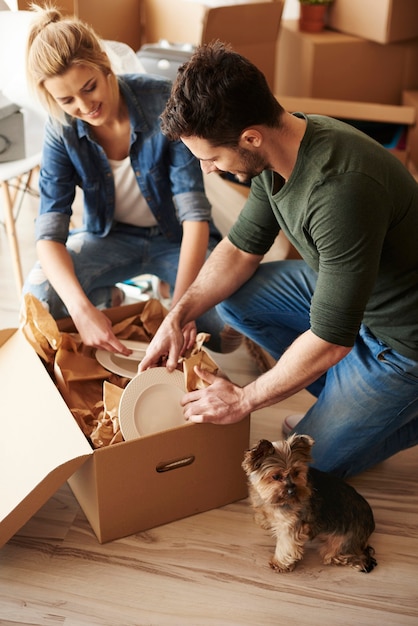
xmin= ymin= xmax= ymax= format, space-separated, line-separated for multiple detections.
xmin=299 ymin=0 xmax=334 ymax=33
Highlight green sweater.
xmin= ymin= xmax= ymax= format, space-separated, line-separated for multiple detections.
xmin=228 ymin=114 xmax=418 ymax=360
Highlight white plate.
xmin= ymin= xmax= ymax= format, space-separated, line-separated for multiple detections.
xmin=95 ymin=340 xmax=149 ymax=378
xmin=119 ymin=367 xmax=187 ymax=440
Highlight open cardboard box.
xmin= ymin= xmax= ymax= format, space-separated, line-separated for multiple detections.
xmin=0 ymin=302 xmax=250 ymax=547
xmin=141 ymin=0 xmax=283 ymax=90
xmin=278 ymin=95 xmax=416 ymax=166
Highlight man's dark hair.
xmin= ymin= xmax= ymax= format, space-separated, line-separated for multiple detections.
xmin=160 ymin=41 xmax=285 ymax=147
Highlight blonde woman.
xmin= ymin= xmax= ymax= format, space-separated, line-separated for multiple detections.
xmin=23 ymin=5 xmax=239 ymax=355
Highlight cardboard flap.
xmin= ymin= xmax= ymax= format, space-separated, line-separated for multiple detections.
xmin=278 ymin=96 xmax=416 ymax=126
xmin=0 ymin=329 xmax=92 ymax=547
xmin=202 ymin=2 xmax=283 ymax=46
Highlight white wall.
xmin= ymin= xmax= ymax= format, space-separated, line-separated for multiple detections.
xmin=283 ymin=0 xmax=299 ymax=20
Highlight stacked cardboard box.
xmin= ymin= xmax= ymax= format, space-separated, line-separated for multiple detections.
xmin=278 ymin=95 xmax=416 ymax=168
xmin=276 ymin=20 xmax=418 ymax=105
xmin=402 ymin=90 xmax=418 ymax=173
xmin=276 ymin=2 xmax=418 ymax=173
xmin=17 ymin=0 xmax=145 ymax=51
xmin=327 ymin=0 xmax=418 ymax=45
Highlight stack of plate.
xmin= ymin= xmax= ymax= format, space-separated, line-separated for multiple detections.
xmin=95 ymin=339 xmax=149 ymax=379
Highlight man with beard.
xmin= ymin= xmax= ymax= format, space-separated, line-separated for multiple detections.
xmin=139 ymin=41 xmax=418 ymax=479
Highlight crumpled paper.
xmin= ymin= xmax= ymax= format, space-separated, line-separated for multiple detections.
xmin=19 ymin=294 xmax=220 ymax=448
xmin=182 ymin=339 xmax=219 ymax=391
xmin=20 ymin=293 xmax=62 ymax=364
xmin=90 ymin=381 xmax=124 ymax=448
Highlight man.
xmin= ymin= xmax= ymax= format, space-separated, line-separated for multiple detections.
xmin=139 ymin=41 xmax=418 ymax=478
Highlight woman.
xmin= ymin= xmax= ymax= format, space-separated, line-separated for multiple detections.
xmin=23 ymin=5 xmax=239 ymax=355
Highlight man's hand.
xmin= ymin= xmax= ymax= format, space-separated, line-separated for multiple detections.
xmin=139 ymin=314 xmax=195 ymax=372
xmin=181 ymin=366 xmax=249 ymax=425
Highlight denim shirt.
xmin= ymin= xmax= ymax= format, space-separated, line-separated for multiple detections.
xmin=35 ymin=74 xmax=220 ymax=244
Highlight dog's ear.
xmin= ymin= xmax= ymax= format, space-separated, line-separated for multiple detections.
xmin=242 ymin=439 xmax=275 ymax=472
xmin=287 ymin=434 xmax=314 ymax=463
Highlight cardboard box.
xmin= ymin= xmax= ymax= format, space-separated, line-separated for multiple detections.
xmin=17 ymin=0 xmax=145 ymax=51
xmin=0 ymin=303 xmax=250 ymax=546
xmin=141 ymin=0 xmax=284 ymax=89
xmin=0 ymin=93 xmax=25 ymax=162
xmin=328 ymin=0 xmax=418 ymax=45
xmin=402 ymin=90 xmax=418 ymax=172
xmin=276 ymin=20 xmax=418 ymax=105
xmin=277 ymin=95 xmax=416 ymax=166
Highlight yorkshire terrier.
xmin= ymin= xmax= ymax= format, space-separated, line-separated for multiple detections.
xmin=242 ymin=435 xmax=377 ymax=573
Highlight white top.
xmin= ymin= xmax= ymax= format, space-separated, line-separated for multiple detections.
xmin=109 ymin=156 xmax=158 ymax=227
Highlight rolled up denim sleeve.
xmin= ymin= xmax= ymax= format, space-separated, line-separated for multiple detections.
xmin=37 ymin=121 xmax=77 ymax=231
xmin=169 ymin=140 xmax=212 ymax=222
xmin=35 ymin=211 xmax=71 ymax=244
xmin=173 ymin=191 xmax=212 ymax=222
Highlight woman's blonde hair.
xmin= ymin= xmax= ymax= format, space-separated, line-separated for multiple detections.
xmin=26 ymin=3 xmax=117 ymax=121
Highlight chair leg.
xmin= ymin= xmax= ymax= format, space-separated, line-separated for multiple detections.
xmin=1 ymin=179 xmax=24 ymax=297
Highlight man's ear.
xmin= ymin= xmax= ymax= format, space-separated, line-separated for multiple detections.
xmin=239 ymin=128 xmax=263 ymax=148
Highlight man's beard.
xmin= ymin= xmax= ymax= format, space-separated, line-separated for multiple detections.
xmin=233 ymin=146 xmax=270 ymax=184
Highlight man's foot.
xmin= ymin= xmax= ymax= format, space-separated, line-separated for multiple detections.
xmin=282 ymin=413 xmax=304 ymax=438
xmin=244 ymin=338 xmax=275 ymax=373
xmin=220 ymin=325 xmax=243 ymax=353
xmin=111 ymin=286 xmax=126 ymax=307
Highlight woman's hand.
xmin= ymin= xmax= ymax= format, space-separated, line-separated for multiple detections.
xmin=71 ymin=303 xmax=131 ymax=355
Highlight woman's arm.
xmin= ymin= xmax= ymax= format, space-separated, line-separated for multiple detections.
xmin=36 ymin=240 xmax=130 ymax=354
xmin=170 ymin=220 xmax=210 ymax=307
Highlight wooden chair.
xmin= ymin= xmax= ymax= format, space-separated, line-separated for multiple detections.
xmin=0 ymin=10 xmax=46 ymax=296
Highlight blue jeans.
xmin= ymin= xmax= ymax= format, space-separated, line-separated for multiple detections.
xmin=23 ymin=224 xmax=226 ymax=352
xmin=217 ymin=260 xmax=418 ymax=478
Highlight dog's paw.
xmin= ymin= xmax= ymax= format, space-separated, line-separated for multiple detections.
xmin=360 ymin=546 xmax=377 ymax=573
xmin=269 ymin=558 xmax=296 ymax=573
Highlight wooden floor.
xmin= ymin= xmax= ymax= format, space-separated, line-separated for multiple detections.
xmin=1 ymin=181 xmax=418 ymax=626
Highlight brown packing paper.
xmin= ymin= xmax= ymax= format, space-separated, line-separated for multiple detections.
xmin=111 ymin=298 xmax=168 ymax=340
xmin=54 ymin=330 xmax=126 ymax=396
xmin=89 ymin=382 xmax=124 ymax=448
xmin=183 ymin=331 xmax=211 ymax=357
xmin=19 ymin=293 xmax=62 ymax=364
xmin=183 ymin=348 xmax=219 ymax=392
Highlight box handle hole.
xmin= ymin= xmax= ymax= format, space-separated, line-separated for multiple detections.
xmin=156 ymin=455 xmax=195 ymax=473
